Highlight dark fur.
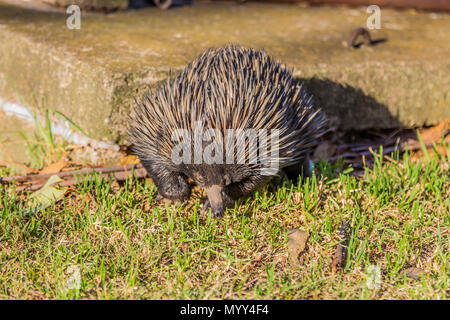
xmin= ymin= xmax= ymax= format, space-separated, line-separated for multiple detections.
xmin=129 ymin=45 xmax=327 ymax=217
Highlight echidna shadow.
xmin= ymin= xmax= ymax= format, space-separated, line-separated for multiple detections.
xmin=129 ymin=46 xmax=401 ymax=218
xmin=298 ymin=78 xmax=402 ymax=131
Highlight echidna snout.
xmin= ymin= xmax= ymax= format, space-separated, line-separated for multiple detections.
xmin=205 ymin=185 xmax=225 ymax=218
xmin=129 ymin=45 xmax=328 ymax=217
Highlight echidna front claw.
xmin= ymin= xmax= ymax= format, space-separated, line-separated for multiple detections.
xmin=200 ymin=199 xmax=211 ymax=215
xmin=155 ymin=194 xmax=182 ymax=206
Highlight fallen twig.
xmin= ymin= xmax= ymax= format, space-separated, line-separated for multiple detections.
xmin=327 ymin=138 xmax=442 ymax=164
xmin=331 ymin=221 xmax=349 ymax=272
xmin=1 ymin=164 xmax=147 ymax=192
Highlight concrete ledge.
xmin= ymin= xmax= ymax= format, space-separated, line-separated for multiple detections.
xmin=0 ymin=1 xmax=449 ymax=147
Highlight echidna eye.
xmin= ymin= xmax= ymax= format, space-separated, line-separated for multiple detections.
xmin=191 ymin=172 xmax=205 ymax=186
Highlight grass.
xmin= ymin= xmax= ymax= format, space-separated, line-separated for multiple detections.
xmin=0 ymin=146 xmax=448 ymax=300
xmin=19 ymin=108 xmax=90 ymax=170
xmin=4 ymin=85 xmax=90 ymax=171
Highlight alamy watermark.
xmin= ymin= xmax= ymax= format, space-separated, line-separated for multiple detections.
xmin=66 ymin=5 xmax=81 ymax=30
xmin=65 ymin=264 xmax=81 ymax=291
xmin=171 ymin=121 xmax=280 ymax=175
xmin=365 ymin=265 xmax=381 ymax=289
xmin=366 ymin=5 xmax=381 ymax=30
xmin=64 ymin=5 xmax=380 ymax=32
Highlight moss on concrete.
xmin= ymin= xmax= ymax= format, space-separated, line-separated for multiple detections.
xmin=0 ymin=1 xmax=449 ymax=147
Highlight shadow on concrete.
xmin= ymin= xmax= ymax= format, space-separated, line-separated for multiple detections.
xmin=296 ymin=77 xmax=402 ymax=131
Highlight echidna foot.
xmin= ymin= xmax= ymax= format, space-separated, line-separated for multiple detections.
xmin=155 ymin=194 xmax=184 ymax=206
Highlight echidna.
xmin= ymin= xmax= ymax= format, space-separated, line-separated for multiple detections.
xmin=129 ymin=45 xmax=327 ymax=217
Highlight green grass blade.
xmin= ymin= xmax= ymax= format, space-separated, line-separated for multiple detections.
xmin=45 ymin=109 xmax=55 ymax=146
xmin=416 ymin=131 xmax=431 ymax=162
xmin=51 ymin=109 xmax=90 ymax=138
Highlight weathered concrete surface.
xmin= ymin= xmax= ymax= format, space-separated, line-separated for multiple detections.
xmin=0 ymin=1 xmax=449 ymax=148
xmin=43 ymin=0 xmax=128 ymax=12
xmin=0 ymin=109 xmax=32 ymax=173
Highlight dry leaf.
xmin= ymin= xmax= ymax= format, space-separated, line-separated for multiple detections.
xmin=418 ymin=119 xmax=449 ymax=144
xmin=404 ymin=267 xmax=426 ymax=280
xmin=120 ymin=155 xmax=140 ymax=165
xmin=24 ymin=175 xmax=66 ymax=215
xmin=287 ymin=229 xmax=308 ymax=264
xmin=40 ymin=161 xmax=67 ymax=174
